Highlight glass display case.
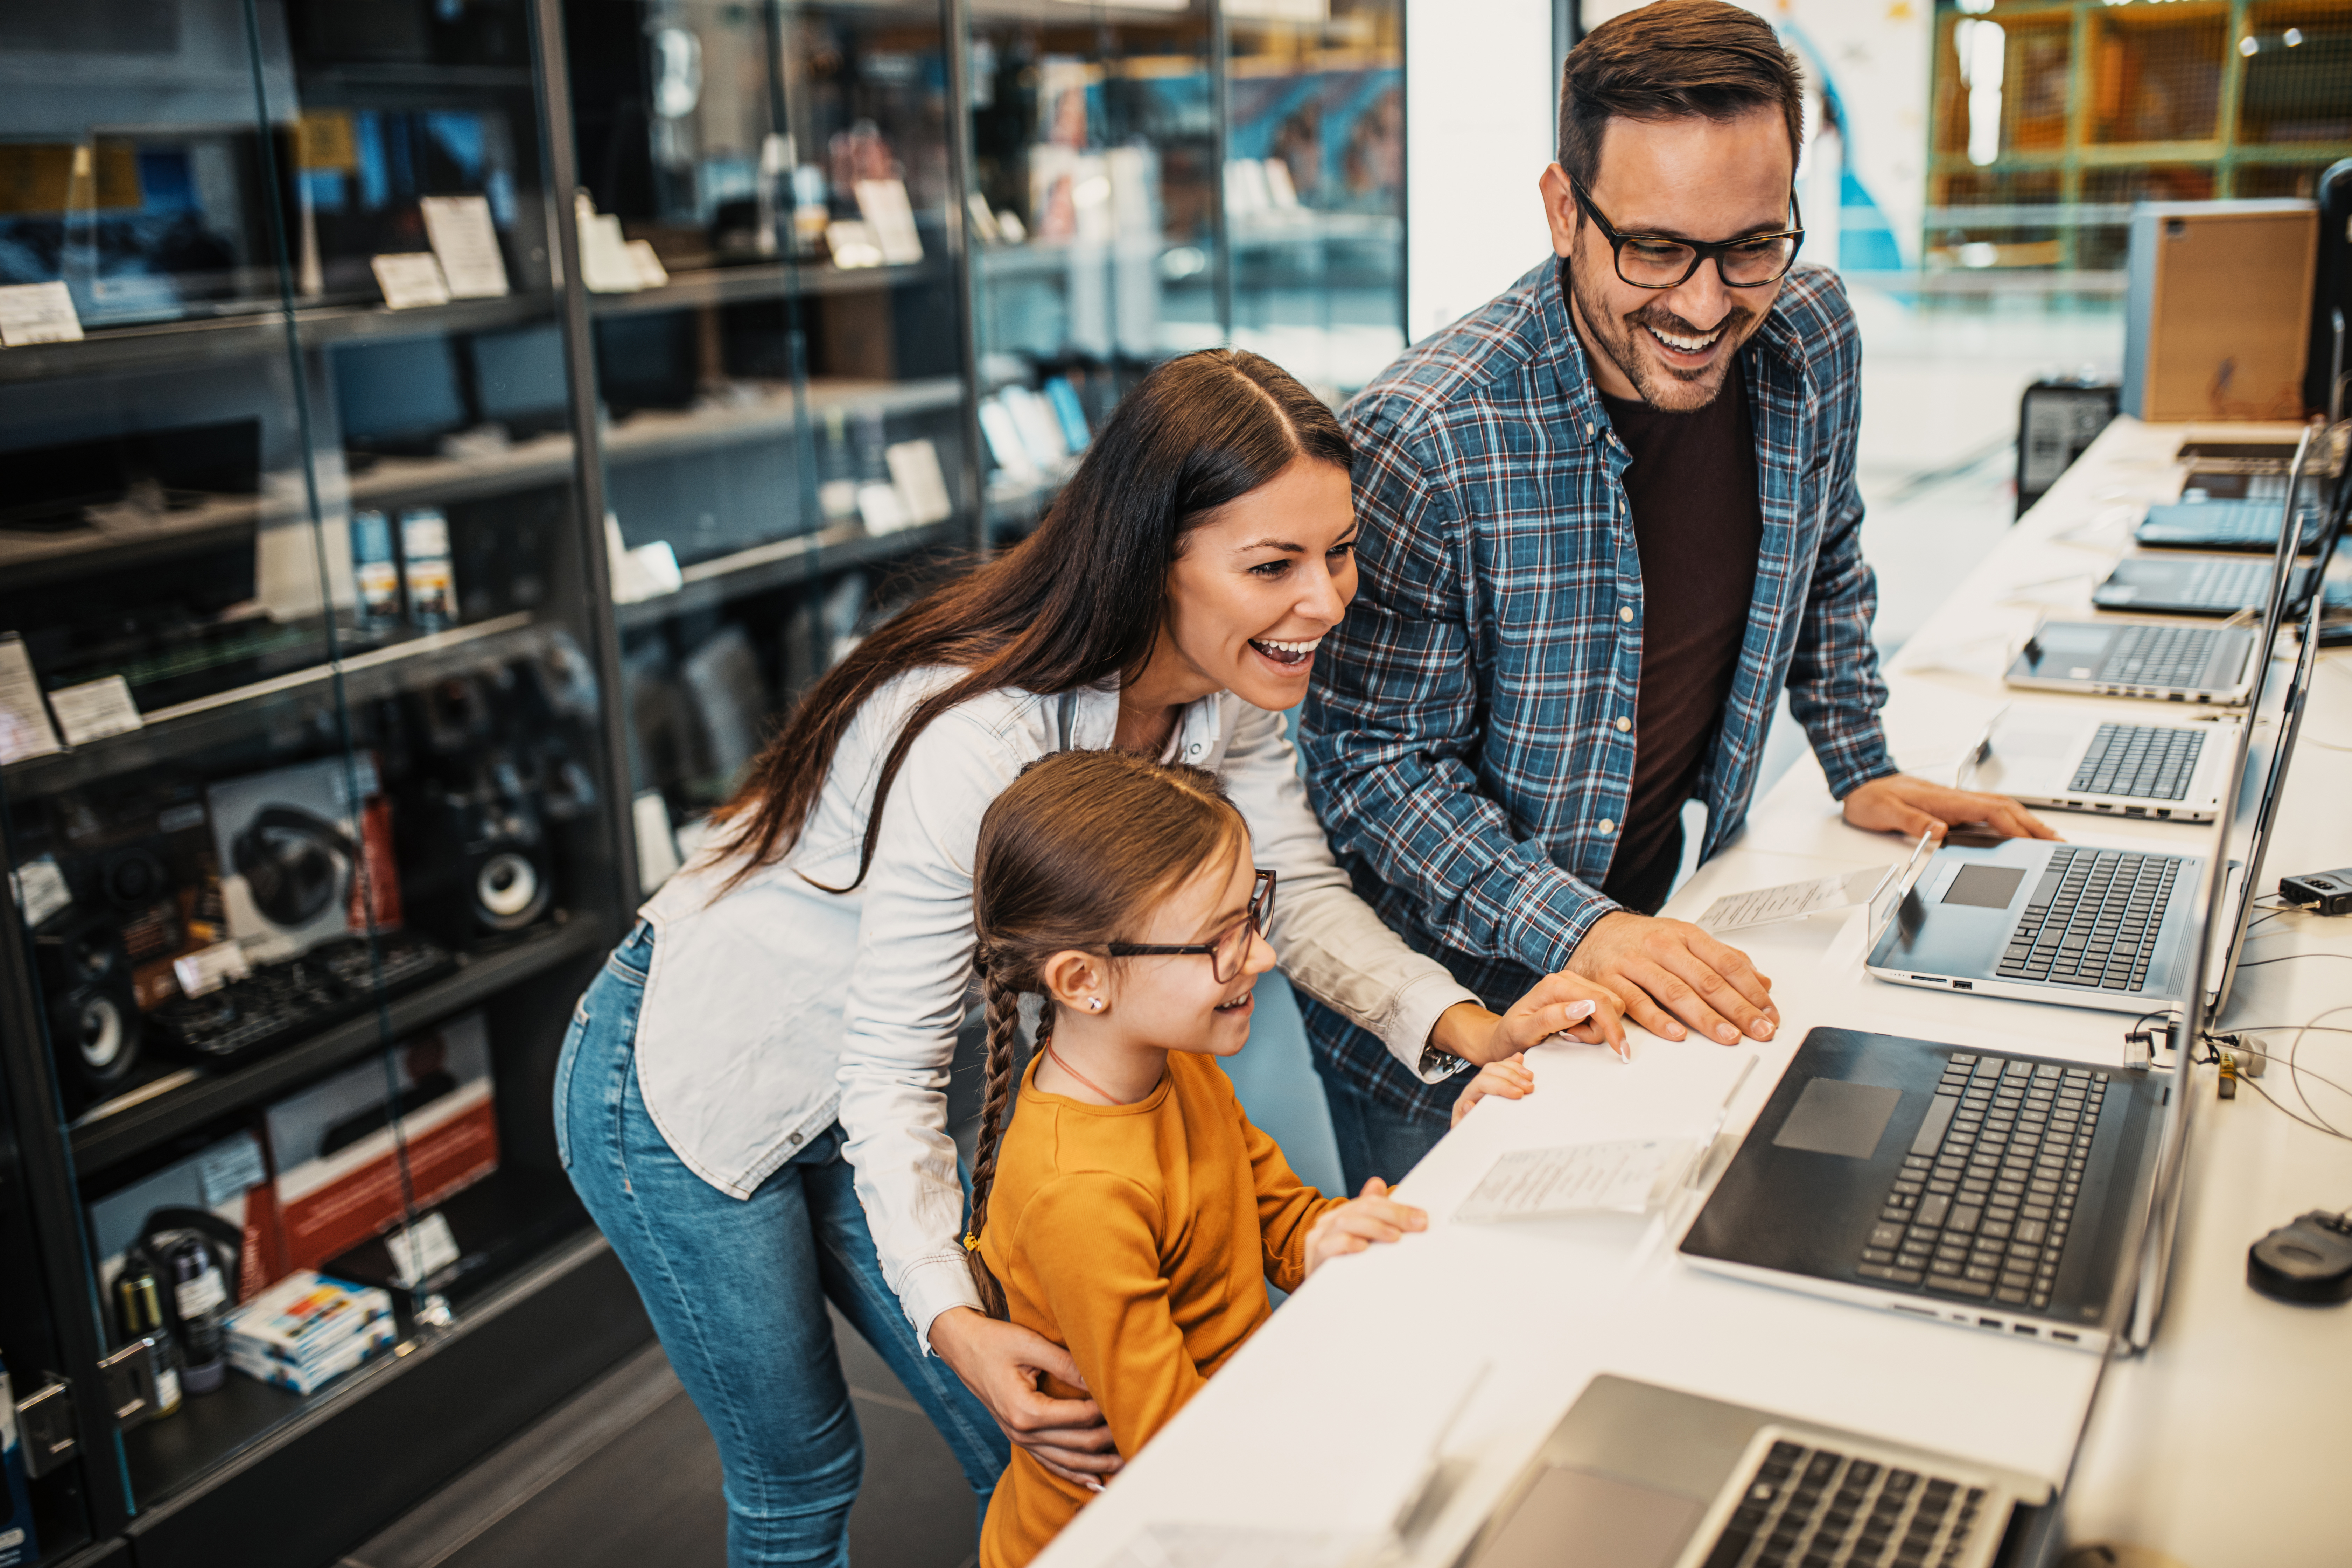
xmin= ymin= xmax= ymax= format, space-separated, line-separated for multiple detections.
xmin=1 ymin=0 xmax=629 ymax=1552
xmin=565 ymin=0 xmax=979 ymax=865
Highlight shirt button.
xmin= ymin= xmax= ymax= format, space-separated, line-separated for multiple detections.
xmin=1188 ymin=743 xmax=1202 ymax=757
xmin=788 ymin=1132 xmax=802 ymax=1146
xmin=1598 ymin=818 xmax=1616 ymax=835
xmin=1584 ymin=422 xmax=1594 ymax=436
xmin=1615 ymin=716 xmax=1632 ymax=732
xmin=1618 ymin=606 xmax=1634 ymax=623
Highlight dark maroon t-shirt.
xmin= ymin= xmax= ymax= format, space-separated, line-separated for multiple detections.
xmin=1596 ymin=360 xmax=1763 ymax=902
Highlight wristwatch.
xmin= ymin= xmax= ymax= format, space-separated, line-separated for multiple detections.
xmin=1417 ymin=1043 xmax=1472 ymax=1081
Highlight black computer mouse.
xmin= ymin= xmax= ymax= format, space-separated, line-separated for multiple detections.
xmin=2247 ymin=1211 xmax=2352 ymax=1304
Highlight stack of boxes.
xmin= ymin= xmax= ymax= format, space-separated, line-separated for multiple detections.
xmin=223 ymin=1271 xmax=396 ymax=1396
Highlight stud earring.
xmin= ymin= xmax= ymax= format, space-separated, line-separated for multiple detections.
xmin=1088 ymin=998 xmax=1103 ymax=1012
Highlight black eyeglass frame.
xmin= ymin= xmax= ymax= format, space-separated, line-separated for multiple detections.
xmin=1568 ymin=178 xmax=1805 ymax=290
xmin=1108 ymin=868 xmax=1276 ymax=984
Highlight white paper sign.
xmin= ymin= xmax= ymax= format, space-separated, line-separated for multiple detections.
xmin=885 ymin=438 xmax=955 ymax=526
xmin=0 ymin=280 xmax=83 ymax=346
xmin=10 ymin=855 xmax=71 ymax=928
xmin=624 ymin=238 xmax=670 ymax=289
xmin=581 ymin=212 xmax=643 ymax=292
xmin=825 ymin=219 xmax=883 ymax=269
xmin=419 ymin=194 xmax=511 ymax=299
xmin=1455 ymin=1138 xmax=1698 ymax=1222
xmin=1697 ymin=864 xmax=1890 ymax=933
xmin=387 ymin=1210 xmax=462 ymax=1288
xmin=173 ymin=941 xmax=252 ymax=1000
xmin=0 ymin=635 xmax=62 ymax=764
xmin=48 ymin=674 xmax=142 ymax=745
xmin=856 ymin=481 xmax=911 ymax=534
xmin=371 ymin=252 xmax=451 ymax=309
xmin=854 ymin=178 xmax=925 ymax=264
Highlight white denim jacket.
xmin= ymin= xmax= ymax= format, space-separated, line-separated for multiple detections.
xmin=633 ymin=667 xmax=1477 ymax=1348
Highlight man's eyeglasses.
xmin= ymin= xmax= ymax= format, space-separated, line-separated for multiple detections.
xmin=1109 ymin=869 xmax=1275 ymax=985
xmin=1569 ymin=179 xmax=1804 ymax=290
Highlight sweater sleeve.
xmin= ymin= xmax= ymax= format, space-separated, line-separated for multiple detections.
xmin=1235 ymin=1095 xmax=1344 ymax=1296
xmin=1017 ymin=1174 xmax=1205 ymax=1462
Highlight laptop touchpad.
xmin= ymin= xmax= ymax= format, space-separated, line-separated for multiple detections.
xmin=1471 ymin=1466 xmax=1700 ymax=1568
xmin=1943 ymin=865 xmax=2024 ymax=908
xmin=1772 ymin=1079 xmax=1903 ymax=1158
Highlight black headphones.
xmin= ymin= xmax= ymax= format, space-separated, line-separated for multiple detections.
xmin=232 ymin=804 xmax=355 ymax=928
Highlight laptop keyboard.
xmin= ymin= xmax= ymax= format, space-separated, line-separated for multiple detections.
xmin=2066 ymin=723 xmax=2204 ymax=801
xmin=1995 ymin=846 xmax=2182 ymax=990
xmin=1703 ymin=1439 xmax=1988 ymax=1568
xmin=2090 ymin=622 xmax=2219 ymax=687
xmin=2158 ymin=554 xmax=2273 ymax=610
xmin=1858 ymin=1054 xmax=2109 ymax=1309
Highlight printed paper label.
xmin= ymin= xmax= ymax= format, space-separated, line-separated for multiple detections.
xmin=371 ymin=252 xmax=451 ymax=309
xmin=48 ymin=674 xmax=142 ymax=745
xmin=419 ymin=194 xmax=510 ymax=299
xmin=0 ymin=279 xmax=83 ymax=345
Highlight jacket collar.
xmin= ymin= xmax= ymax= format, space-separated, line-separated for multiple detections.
xmin=1058 ymin=676 xmax=1225 ymax=762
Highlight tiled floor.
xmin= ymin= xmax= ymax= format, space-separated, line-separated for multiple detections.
xmin=358 ymin=286 xmax=2126 ymax=1568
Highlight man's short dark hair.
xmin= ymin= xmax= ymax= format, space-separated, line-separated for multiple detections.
xmin=1558 ymin=0 xmax=1805 ymax=191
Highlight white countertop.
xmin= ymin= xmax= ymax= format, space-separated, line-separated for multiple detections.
xmin=1034 ymin=416 xmax=2352 ymax=1568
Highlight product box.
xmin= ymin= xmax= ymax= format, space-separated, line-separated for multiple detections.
xmin=85 ymin=1127 xmax=286 ymax=1322
xmin=0 ymin=1352 xmax=39 ymax=1567
xmin=223 ymin=1270 xmax=396 ymax=1394
xmin=265 ymin=1010 xmax=499 ymax=1270
xmin=207 ymin=753 xmax=399 ymax=960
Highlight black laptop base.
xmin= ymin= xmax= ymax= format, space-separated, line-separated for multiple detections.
xmin=1682 ymin=1028 xmax=2166 ymax=1343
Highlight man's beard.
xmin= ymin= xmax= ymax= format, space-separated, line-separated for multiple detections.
xmin=1566 ymin=247 xmax=1759 ymax=413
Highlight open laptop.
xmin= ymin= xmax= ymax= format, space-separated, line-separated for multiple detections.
xmin=1966 ymin=706 xmax=2237 ymax=824
xmin=1454 ymin=1376 xmax=2049 ymax=1568
xmin=2091 ymin=552 xmax=2316 ymax=618
xmin=2007 ymin=425 xmax=2323 ymax=704
xmin=2132 ymin=496 xmax=2324 ymax=552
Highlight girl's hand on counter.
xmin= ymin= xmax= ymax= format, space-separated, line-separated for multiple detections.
xmin=1303 ymin=1178 xmax=1427 ymax=1278
xmin=1452 ymin=1052 xmax=1535 ymax=1128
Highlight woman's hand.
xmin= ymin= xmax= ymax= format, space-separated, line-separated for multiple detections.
xmin=1451 ymin=1052 xmax=1534 ymax=1129
xmin=1303 ymin=1177 xmax=1428 ymax=1279
xmin=927 ymin=1307 xmax=1122 ymax=1488
xmin=1429 ymin=972 xmax=1623 ymax=1068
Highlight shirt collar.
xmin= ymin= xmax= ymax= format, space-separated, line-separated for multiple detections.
xmin=1062 ymin=676 xmax=1224 ymax=762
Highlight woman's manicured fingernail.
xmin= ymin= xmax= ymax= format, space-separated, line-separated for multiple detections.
xmin=1566 ymin=999 xmax=1596 ymax=1018
xmin=1717 ymin=1024 xmax=1738 ymax=1043
xmin=1752 ymin=1019 xmax=1774 ymax=1039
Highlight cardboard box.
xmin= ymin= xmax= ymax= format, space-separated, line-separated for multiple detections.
xmin=206 ymin=753 xmax=399 ymax=961
xmin=2124 ymin=200 xmax=2319 ymax=422
xmin=265 ymin=1011 xmax=499 ymax=1271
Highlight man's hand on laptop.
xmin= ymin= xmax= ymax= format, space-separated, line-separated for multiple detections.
xmin=1567 ymin=913 xmax=1779 ymax=1048
xmin=1841 ymin=774 xmax=2060 ymax=845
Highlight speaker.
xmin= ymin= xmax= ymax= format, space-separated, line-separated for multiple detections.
xmin=401 ymin=764 xmax=554 ymax=946
xmin=34 ymin=911 xmax=144 ymax=1111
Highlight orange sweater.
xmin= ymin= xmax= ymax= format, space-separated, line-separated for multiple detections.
xmin=974 ymin=1049 xmax=1342 ymax=1568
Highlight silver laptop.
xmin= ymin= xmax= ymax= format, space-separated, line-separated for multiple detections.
xmin=1967 ymin=706 xmax=2238 ymax=824
xmin=1455 ymin=1376 xmax=2046 ymax=1568
xmin=2005 ymin=424 xmax=2319 ymax=706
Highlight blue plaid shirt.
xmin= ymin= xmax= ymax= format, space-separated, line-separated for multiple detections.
xmin=1300 ymin=257 xmax=1898 ymax=1121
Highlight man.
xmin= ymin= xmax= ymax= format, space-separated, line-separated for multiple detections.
xmin=1299 ymin=0 xmax=2054 ymax=1189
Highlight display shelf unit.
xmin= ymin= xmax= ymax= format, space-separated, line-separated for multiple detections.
xmin=1925 ymin=0 xmax=2352 ymax=278
xmin=0 ymin=2 xmax=1405 ymax=1564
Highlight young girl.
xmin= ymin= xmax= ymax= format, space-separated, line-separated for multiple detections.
xmin=963 ymin=750 xmax=1583 ymax=1567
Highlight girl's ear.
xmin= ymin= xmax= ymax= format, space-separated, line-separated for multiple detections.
xmin=1038 ymin=950 xmax=1105 ymax=1012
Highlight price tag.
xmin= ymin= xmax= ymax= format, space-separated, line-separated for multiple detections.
xmin=0 ymin=633 xmax=62 ymax=764
xmin=173 ymin=941 xmax=252 ymax=1000
xmin=198 ymin=1137 xmax=268 ymax=1206
xmin=371 ymin=252 xmax=451 ymax=309
xmin=0 ymin=280 xmax=84 ymax=346
xmin=47 ymin=674 xmax=142 ymax=745
xmin=386 ymin=1211 xmax=461 ymax=1288
xmin=9 ymin=854 xmax=71 ymax=927
xmin=624 ymin=238 xmax=670 ymax=289
xmin=419 ymin=194 xmax=510 ymax=299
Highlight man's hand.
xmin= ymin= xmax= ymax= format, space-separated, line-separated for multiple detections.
xmin=928 ymin=1307 xmax=1120 ymax=1487
xmin=1427 ymin=972 xmax=1624 ymax=1068
xmin=1842 ymin=774 xmax=2059 ymax=844
xmin=1566 ymin=911 xmax=1778 ymax=1048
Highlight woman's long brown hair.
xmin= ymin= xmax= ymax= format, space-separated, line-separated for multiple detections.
xmin=704 ymin=348 xmax=1348 ymax=894
xmin=961 ymin=750 xmax=1245 ymax=1316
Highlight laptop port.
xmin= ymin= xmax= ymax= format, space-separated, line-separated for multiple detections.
xmin=2051 ymin=1330 xmax=2080 ymax=1343
xmin=1910 ymin=975 xmax=1945 ymax=984
xmin=2093 ymin=802 xmax=2112 ymax=811
xmin=1952 ymin=981 xmax=1973 ymax=991
xmin=2156 ymin=809 xmax=2172 ymax=819
xmin=2014 ymin=1324 xmax=2039 ymax=1336
xmin=1979 ymin=1317 xmax=2003 ymax=1329
xmin=1892 ymin=1303 xmax=1937 ymax=1318
xmin=2125 ymin=806 xmax=2146 ymax=816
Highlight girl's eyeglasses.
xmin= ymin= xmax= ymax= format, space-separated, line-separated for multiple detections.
xmin=1108 ymin=869 xmax=1276 ymax=985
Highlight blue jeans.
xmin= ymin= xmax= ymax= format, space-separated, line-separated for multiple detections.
xmin=1312 ymin=1053 xmax=1451 ymax=1197
xmin=555 ymin=922 xmax=1009 ymax=1566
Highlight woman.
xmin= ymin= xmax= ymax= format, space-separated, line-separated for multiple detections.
xmin=553 ymin=350 xmax=1622 ymax=1567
